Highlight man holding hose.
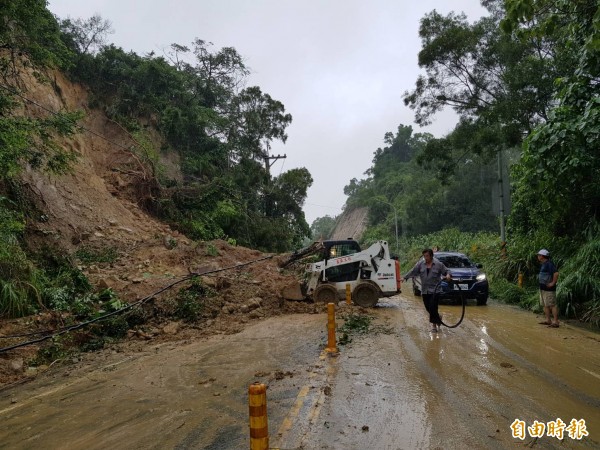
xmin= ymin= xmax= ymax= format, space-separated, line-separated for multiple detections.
xmin=404 ymin=248 xmax=451 ymax=332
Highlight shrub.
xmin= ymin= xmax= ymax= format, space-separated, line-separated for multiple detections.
xmin=174 ymin=280 xmax=215 ymax=322
xmin=75 ymin=245 xmax=119 ymax=265
xmin=557 ymin=238 xmax=600 ymax=320
xmin=489 ymin=278 xmax=527 ymax=305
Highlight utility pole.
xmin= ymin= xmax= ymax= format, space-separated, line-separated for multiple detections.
xmin=262 ymin=151 xmax=286 ymax=217
xmin=497 ymin=150 xmax=506 ymax=256
xmin=263 ymin=154 xmax=286 ymax=177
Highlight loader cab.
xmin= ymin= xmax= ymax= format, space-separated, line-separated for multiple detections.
xmin=322 ymin=239 xmax=362 ymax=283
xmin=322 ymin=239 xmax=361 ymax=260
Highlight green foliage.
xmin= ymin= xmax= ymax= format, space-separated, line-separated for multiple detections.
xmin=0 ymin=197 xmax=25 ymax=239
xmin=510 ymin=94 xmax=600 ymax=236
xmin=205 ymin=243 xmax=219 ymax=257
xmin=556 ymin=238 xmax=600 ymax=319
xmin=396 ymin=228 xmax=498 ymax=271
xmin=75 ymin=245 xmax=119 ymax=265
xmin=0 ymin=0 xmax=74 ymax=73
xmin=310 ymin=215 xmax=337 ymax=240
xmin=1 ymin=205 xmax=98 ymax=319
xmin=398 ymin=227 xmax=600 ymax=324
xmin=581 ymin=301 xmax=600 ymax=328
xmin=0 ymin=199 xmax=42 ymax=317
xmin=174 ymin=280 xmax=214 ymax=322
xmin=97 ymin=316 xmax=129 ymax=338
xmin=499 ymin=0 xmax=600 ymax=325
xmin=343 ymin=125 xmax=498 ymax=242
xmin=44 ymin=286 xmax=72 ymax=312
xmin=489 ymin=278 xmax=537 ymax=309
xmin=58 ymin=28 xmax=308 ymax=251
xmin=0 ymin=279 xmax=37 ymax=318
xmin=404 ymin=7 xmax=556 ymax=142
xmin=34 ymin=335 xmax=75 ymax=365
xmin=0 ymin=109 xmax=82 ymax=179
xmin=228 ymin=86 xmax=293 ymax=161
xmin=397 ymin=228 xmax=547 ymax=312
xmin=502 ymin=0 xmax=600 ymax=236
xmin=338 ymin=313 xmax=373 ymax=345
xmin=69 ymin=293 xmax=96 ymax=318
xmin=0 ymin=2 xmax=81 ymax=182
xmin=340 ymin=313 xmax=372 ymax=334
xmin=184 ymin=220 xmax=222 ymax=242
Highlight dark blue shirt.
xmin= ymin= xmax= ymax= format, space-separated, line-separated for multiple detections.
xmin=539 ymin=260 xmax=558 ymax=291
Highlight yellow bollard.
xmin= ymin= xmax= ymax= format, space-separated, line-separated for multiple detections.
xmin=248 ymin=383 xmax=269 ymax=450
xmin=345 ymin=283 xmax=352 ymax=304
xmin=518 ymin=272 xmax=523 ymax=288
xmin=326 ymin=302 xmax=338 ymax=353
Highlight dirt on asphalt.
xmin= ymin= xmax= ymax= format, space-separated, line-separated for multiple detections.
xmin=1 ymin=292 xmax=599 ymax=449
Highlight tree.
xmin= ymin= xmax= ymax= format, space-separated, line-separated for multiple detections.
xmin=269 ymin=168 xmax=313 ymax=247
xmin=403 ymin=4 xmax=558 ymax=161
xmin=310 ymin=215 xmax=337 ymax=240
xmin=0 ymin=0 xmax=72 ymax=77
xmin=343 ymin=125 xmax=497 ymax=238
xmin=59 ymin=14 xmax=113 ymax=55
xmin=503 ymin=0 xmax=600 ymax=236
xmin=227 ymin=86 xmax=293 ymax=165
xmin=189 ymin=39 xmax=249 ymax=110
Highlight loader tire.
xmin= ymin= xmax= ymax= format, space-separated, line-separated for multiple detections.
xmin=352 ymin=282 xmax=380 ymax=307
xmin=313 ymin=283 xmax=338 ymax=303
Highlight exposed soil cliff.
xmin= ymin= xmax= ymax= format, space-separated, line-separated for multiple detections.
xmin=329 ymin=206 xmax=368 ymax=241
xmin=0 ymin=66 xmax=319 ymax=387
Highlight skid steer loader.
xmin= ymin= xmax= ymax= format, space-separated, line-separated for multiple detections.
xmin=279 ymin=239 xmax=401 ymax=307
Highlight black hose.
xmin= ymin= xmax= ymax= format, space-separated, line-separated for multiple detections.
xmin=433 ymin=278 xmax=466 ymax=329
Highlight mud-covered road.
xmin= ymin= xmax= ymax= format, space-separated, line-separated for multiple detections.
xmin=1 ymin=289 xmax=599 ymax=449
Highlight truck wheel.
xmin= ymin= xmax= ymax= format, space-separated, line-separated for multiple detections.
xmin=476 ymin=295 xmax=488 ymax=306
xmin=412 ymin=285 xmax=421 ymax=297
xmin=313 ymin=284 xmax=338 ymax=303
xmin=352 ymin=282 xmax=379 ymax=307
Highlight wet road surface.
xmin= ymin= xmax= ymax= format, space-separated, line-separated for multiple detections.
xmin=1 ymin=291 xmax=599 ymax=449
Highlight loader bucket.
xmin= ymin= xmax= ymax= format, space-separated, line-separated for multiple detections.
xmin=281 ymin=281 xmax=306 ymax=301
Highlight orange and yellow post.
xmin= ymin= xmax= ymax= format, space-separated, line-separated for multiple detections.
xmin=248 ymin=382 xmax=268 ymax=450
xmin=345 ymin=283 xmax=352 ymax=304
xmin=326 ymin=302 xmax=338 ymax=353
xmin=518 ymin=272 xmax=523 ymax=288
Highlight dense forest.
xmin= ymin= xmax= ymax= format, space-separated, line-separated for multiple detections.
xmin=1 ymin=0 xmax=599 ymax=327
xmin=312 ymin=0 xmax=600 ymax=325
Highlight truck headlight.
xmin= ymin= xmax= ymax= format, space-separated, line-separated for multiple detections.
xmin=476 ymin=273 xmax=486 ymax=281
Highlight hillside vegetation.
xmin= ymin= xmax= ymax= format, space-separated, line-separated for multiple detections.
xmin=1 ymin=1 xmax=316 ymax=317
xmin=316 ymin=0 xmax=600 ymax=326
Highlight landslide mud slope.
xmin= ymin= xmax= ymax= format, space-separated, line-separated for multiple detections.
xmin=0 ymin=66 xmax=315 ymax=387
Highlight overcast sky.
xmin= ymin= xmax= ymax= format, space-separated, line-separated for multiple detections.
xmin=48 ymin=0 xmax=487 ymax=225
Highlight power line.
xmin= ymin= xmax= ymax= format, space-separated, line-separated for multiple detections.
xmin=0 ymin=254 xmax=274 ymax=353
